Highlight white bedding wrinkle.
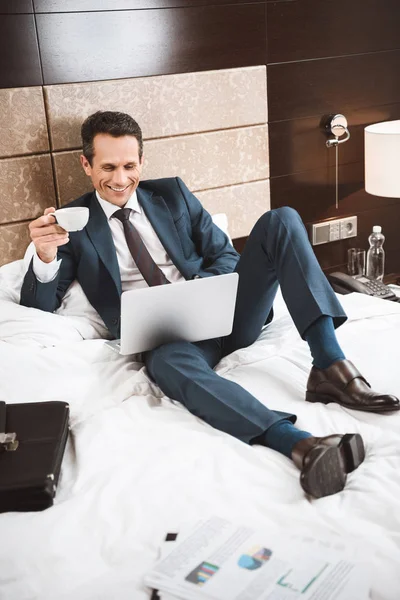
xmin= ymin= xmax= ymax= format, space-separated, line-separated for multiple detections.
xmin=1 ymin=260 xmax=400 ymax=600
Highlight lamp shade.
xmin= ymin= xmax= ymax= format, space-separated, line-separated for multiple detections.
xmin=365 ymin=120 xmax=400 ymax=197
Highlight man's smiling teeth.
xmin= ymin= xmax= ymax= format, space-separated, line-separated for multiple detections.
xmin=109 ymin=185 xmax=129 ymax=192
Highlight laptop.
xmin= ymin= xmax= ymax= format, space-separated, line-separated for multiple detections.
xmin=105 ymin=272 xmax=239 ymax=355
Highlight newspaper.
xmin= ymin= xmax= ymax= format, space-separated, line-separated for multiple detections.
xmin=145 ymin=516 xmax=369 ymax=600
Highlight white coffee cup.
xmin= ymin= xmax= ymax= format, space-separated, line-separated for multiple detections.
xmin=51 ymin=207 xmax=89 ymax=232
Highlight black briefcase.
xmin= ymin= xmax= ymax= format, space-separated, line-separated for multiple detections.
xmin=0 ymin=401 xmax=70 ymax=512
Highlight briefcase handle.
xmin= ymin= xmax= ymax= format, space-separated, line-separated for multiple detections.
xmin=0 ymin=402 xmax=19 ymax=452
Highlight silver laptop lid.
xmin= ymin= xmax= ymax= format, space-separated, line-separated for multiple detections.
xmin=119 ymin=272 xmax=239 ymax=355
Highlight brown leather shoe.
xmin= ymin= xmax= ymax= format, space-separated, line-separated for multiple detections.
xmin=306 ymin=359 xmax=400 ymax=413
xmin=292 ymin=433 xmax=365 ymax=498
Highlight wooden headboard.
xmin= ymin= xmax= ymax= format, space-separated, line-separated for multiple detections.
xmin=0 ymin=66 xmax=270 ymax=266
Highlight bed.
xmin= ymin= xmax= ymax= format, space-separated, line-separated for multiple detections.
xmin=1 ymin=255 xmax=400 ymax=600
xmin=1 ymin=66 xmax=400 ymax=600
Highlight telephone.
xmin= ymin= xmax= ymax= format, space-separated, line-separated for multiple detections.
xmin=328 ymin=271 xmax=398 ymax=300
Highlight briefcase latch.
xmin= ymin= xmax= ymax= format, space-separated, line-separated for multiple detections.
xmin=0 ymin=432 xmax=19 ymax=451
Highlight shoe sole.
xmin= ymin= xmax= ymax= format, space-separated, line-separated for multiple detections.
xmin=300 ymin=433 xmax=365 ymax=499
xmin=305 ymin=391 xmax=400 ymax=413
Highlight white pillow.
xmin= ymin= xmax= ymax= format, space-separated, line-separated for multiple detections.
xmin=212 ymin=213 xmax=232 ymax=244
xmin=0 ymin=245 xmax=109 ymax=340
xmin=0 ymin=259 xmax=25 ymax=303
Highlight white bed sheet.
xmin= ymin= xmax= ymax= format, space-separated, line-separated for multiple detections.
xmin=1 ymin=261 xmax=400 ymax=600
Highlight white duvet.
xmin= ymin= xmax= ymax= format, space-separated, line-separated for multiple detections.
xmin=1 ymin=260 xmax=400 ymax=600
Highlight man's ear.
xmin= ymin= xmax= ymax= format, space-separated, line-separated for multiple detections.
xmin=80 ymin=154 xmax=91 ymax=177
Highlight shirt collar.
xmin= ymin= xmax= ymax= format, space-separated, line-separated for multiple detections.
xmin=95 ymin=189 xmax=141 ymax=220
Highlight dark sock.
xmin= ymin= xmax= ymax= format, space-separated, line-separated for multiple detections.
xmin=260 ymin=420 xmax=312 ymax=459
xmin=304 ymin=315 xmax=345 ymax=370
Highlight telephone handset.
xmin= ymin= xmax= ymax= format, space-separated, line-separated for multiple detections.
xmin=328 ymin=271 xmax=397 ymax=300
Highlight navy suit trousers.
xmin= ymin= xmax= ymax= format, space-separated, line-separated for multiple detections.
xmin=144 ymin=207 xmax=346 ymax=443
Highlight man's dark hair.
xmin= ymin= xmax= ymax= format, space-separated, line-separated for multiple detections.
xmin=81 ymin=111 xmax=143 ymax=165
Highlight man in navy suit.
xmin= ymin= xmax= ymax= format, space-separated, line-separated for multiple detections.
xmin=20 ymin=111 xmax=399 ymax=498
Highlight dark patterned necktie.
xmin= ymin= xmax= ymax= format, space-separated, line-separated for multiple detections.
xmin=112 ymin=208 xmax=170 ymax=286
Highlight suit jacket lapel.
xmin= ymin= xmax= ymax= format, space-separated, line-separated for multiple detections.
xmin=137 ymin=187 xmax=186 ymax=273
xmin=86 ymin=192 xmax=122 ymax=295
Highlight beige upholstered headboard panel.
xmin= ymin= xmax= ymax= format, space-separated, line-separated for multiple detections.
xmin=0 ymin=66 xmax=269 ymax=266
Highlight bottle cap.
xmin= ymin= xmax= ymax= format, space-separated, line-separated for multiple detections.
xmin=372 ymin=225 xmax=382 ymax=233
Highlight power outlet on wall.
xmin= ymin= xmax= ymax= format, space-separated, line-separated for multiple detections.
xmin=311 ymin=216 xmax=357 ymax=246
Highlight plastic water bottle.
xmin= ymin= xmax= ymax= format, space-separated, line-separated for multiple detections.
xmin=366 ymin=225 xmax=385 ymax=281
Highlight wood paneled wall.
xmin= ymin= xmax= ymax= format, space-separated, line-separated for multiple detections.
xmin=267 ymin=0 xmax=400 ymax=273
xmin=1 ymin=0 xmax=400 ymax=271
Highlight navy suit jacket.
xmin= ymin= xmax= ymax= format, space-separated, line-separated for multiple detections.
xmin=20 ymin=177 xmax=240 ymax=339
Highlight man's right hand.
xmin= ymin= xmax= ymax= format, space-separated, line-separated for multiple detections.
xmin=29 ymin=207 xmax=69 ymax=264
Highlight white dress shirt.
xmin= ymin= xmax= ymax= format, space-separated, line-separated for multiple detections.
xmin=32 ymin=190 xmax=185 ymax=290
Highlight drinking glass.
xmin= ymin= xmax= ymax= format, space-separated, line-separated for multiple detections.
xmin=347 ymin=248 xmax=366 ymax=277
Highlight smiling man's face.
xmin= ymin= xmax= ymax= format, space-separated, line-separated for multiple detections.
xmin=80 ymin=133 xmax=144 ymax=206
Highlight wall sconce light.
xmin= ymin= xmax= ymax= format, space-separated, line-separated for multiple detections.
xmin=321 ymin=114 xmax=351 ymax=209
xmin=365 ymin=120 xmax=400 ymax=198
xmin=323 ymin=114 xmax=351 ymax=147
